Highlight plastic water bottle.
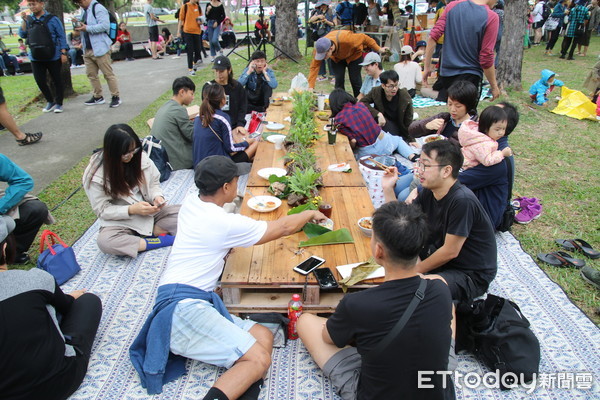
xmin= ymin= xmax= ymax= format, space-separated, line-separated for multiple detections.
xmin=287 ymin=294 xmax=303 ymax=340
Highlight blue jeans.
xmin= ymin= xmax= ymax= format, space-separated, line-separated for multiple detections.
xmin=1 ymin=54 xmax=20 ymax=72
xmin=206 ymin=21 xmax=221 ymax=56
xmin=394 ymin=171 xmax=414 ymax=201
xmin=355 ymin=132 xmax=416 ymax=160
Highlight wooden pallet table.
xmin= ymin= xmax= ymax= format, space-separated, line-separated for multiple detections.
xmin=221 ymin=186 xmax=380 ymax=313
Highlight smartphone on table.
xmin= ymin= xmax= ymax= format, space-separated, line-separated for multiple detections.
xmin=313 ymin=267 xmax=338 ymax=289
xmin=293 ymin=256 xmax=325 ymax=275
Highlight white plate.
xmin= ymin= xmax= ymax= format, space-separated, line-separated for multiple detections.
xmin=266 ymin=134 xmax=287 ymax=144
xmin=257 ymin=167 xmax=287 ymax=180
xmin=265 ymin=122 xmax=285 ymax=130
xmin=247 ymin=196 xmax=282 ymax=213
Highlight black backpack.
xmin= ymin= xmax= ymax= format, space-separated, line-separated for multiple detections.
xmin=26 ymin=14 xmax=56 ymax=61
xmin=541 ymin=2 xmax=551 ymax=21
xmin=90 ymin=2 xmax=118 ymax=44
xmin=457 ymin=295 xmax=540 ymax=390
xmin=142 ymin=136 xmax=172 ymax=182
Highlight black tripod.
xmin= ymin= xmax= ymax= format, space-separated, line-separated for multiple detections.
xmin=226 ymin=0 xmax=298 ymax=64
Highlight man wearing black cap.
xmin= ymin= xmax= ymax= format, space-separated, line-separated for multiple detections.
xmin=132 ymin=156 xmax=326 ymax=400
xmin=203 ymin=55 xmax=248 ymax=137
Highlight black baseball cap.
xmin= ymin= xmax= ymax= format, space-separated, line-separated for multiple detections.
xmin=194 ymin=156 xmax=251 ymax=193
xmin=212 ymin=56 xmax=231 ymax=70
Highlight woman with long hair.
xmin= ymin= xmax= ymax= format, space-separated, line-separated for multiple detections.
xmin=83 ymin=124 xmax=180 ymax=258
xmin=193 ymin=83 xmax=259 ymax=166
xmin=205 ymin=0 xmax=226 ymax=61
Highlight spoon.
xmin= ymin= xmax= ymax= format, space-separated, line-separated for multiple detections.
xmin=246 ymin=190 xmax=265 ymax=207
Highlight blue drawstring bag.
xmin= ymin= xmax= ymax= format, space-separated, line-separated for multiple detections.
xmin=37 ymin=230 xmax=81 ymax=285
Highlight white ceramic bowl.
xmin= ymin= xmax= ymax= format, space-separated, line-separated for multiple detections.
xmin=266 ymin=134 xmax=287 ymax=144
xmin=357 ymin=217 xmax=373 ymax=237
xmin=247 ymin=196 xmax=282 ymax=213
xmin=257 ymin=167 xmax=287 ymax=180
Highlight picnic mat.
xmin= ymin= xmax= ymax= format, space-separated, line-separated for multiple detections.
xmin=64 ymin=169 xmax=599 ymax=399
xmin=413 ymin=87 xmax=492 ymax=109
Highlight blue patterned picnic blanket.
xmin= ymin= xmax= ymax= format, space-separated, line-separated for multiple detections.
xmin=65 ymin=170 xmax=599 ymax=400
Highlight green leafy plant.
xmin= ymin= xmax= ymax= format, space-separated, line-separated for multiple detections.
xmin=287 ymin=167 xmax=322 ymax=199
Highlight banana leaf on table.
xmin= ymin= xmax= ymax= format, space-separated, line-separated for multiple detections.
xmin=303 ymin=223 xmax=332 ymax=238
xmin=339 ymin=257 xmax=383 ymax=292
xmin=299 ymin=228 xmax=354 ymax=247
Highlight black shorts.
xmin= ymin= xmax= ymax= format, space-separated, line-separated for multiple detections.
xmin=578 ymin=29 xmax=592 ymax=47
xmin=435 ymin=269 xmax=486 ymax=303
xmin=533 ymin=21 xmax=545 ymax=29
xmin=149 ymin=25 xmax=159 ymax=42
xmin=0 ymin=86 xmax=5 ymax=105
xmin=231 ymin=151 xmax=250 ymax=163
xmin=432 ymin=73 xmax=481 ymax=103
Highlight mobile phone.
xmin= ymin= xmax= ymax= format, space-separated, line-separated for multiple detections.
xmin=293 ymin=256 xmax=325 ymax=275
xmin=72 ymin=19 xmax=82 ymax=28
xmin=313 ymin=267 xmax=338 ymax=289
xmin=248 ymin=131 xmax=261 ymax=139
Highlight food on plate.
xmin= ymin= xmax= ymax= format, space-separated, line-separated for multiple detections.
xmin=359 ymin=218 xmax=372 ymax=229
xmin=265 ymin=201 xmax=276 ymax=208
xmin=425 ymin=135 xmax=443 ymax=143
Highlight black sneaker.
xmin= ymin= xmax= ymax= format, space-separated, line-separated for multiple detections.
xmin=12 ymin=253 xmax=31 ymax=265
xmin=85 ymin=96 xmax=105 ymax=105
xmin=109 ymin=96 xmax=121 ymax=108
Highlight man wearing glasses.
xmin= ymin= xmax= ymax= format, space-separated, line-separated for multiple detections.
xmin=360 ymin=69 xmax=414 ymax=144
xmin=382 ymin=139 xmax=497 ymax=303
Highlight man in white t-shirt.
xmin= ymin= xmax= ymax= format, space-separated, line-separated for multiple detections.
xmin=133 ymin=156 xmax=326 ymax=400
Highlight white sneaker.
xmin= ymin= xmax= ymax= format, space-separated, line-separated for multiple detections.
xmin=172 ymin=55 xmax=181 ymax=59
xmin=188 ymin=70 xmax=196 ymax=76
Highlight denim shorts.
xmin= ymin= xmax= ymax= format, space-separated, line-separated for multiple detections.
xmin=170 ymin=299 xmax=256 ymax=369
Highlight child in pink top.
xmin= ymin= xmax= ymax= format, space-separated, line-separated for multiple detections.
xmin=458 ymin=105 xmax=513 ymax=170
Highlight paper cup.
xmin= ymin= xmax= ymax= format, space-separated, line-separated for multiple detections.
xmin=274 ymin=135 xmax=285 ymax=150
xmin=318 ymin=95 xmax=326 ymax=111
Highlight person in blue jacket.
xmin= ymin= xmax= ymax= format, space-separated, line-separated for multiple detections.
xmin=0 ymin=154 xmax=51 ymax=263
xmin=529 ymin=69 xmax=564 ymax=106
xmin=18 ymin=0 xmax=69 ymax=113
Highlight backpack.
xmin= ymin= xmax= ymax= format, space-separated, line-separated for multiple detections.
xmin=142 ymin=136 xmax=172 ymax=182
xmin=91 ymin=2 xmax=118 ymax=44
xmin=456 ymin=295 xmax=540 ymax=390
xmin=337 ymin=0 xmax=354 ymax=26
xmin=26 ymin=14 xmax=56 ymax=61
xmin=541 ymin=1 xmax=551 ymax=21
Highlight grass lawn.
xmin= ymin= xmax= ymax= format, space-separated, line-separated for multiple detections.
xmin=2 ymin=36 xmax=599 ymax=323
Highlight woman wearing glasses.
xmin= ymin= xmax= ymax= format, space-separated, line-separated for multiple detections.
xmin=83 ymin=124 xmax=180 ymax=258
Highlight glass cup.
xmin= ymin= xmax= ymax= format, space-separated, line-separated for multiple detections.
xmin=318 ymin=203 xmax=332 ymax=218
xmin=327 ymin=129 xmax=337 ymax=145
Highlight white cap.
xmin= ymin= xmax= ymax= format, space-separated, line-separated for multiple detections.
xmin=400 ymin=45 xmax=414 ymax=55
xmin=359 ymin=52 xmax=381 ymax=66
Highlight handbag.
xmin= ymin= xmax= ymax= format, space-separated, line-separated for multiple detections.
xmin=456 ymin=294 xmax=540 ymax=390
xmin=37 ymin=230 xmax=81 ymax=285
xmin=542 ymin=17 xmax=559 ymax=31
xmin=574 ymin=22 xmax=585 ymax=36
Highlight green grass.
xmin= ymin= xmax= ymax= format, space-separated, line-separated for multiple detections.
xmin=2 ymin=37 xmax=599 ymax=323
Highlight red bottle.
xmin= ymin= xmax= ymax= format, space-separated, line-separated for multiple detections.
xmin=287 ymin=294 xmax=303 ymax=340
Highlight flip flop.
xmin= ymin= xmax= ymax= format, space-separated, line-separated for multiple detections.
xmin=555 ymin=239 xmax=600 ymax=259
xmin=537 ymin=251 xmax=586 ymax=268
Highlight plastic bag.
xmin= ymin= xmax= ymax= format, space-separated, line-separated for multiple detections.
xmin=389 ymin=50 xmax=399 ymax=62
xmin=289 ymin=73 xmax=309 ymax=93
xmin=551 ymin=86 xmax=597 ymax=121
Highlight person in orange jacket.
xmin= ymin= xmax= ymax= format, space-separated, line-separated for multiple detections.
xmin=308 ymin=29 xmax=387 ymax=96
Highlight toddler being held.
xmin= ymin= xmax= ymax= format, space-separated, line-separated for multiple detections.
xmin=458 ymin=105 xmax=513 ymax=170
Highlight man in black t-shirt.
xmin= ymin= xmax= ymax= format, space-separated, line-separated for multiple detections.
xmin=382 ymin=140 xmax=497 ymax=302
xmin=297 ymin=202 xmax=455 ymax=400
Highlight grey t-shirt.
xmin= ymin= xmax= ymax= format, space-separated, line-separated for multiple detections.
xmin=144 ymin=3 xmax=157 ymax=27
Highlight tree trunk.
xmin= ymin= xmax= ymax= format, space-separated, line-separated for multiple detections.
xmin=47 ymin=0 xmax=75 ymax=97
xmin=496 ymin=0 xmax=528 ymax=91
xmin=273 ymin=0 xmax=302 ymax=60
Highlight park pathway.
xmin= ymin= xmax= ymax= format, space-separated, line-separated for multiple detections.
xmin=0 ymin=56 xmax=203 ymax=194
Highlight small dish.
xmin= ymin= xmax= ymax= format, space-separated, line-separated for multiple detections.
xmin=319 ymin=218 xmax=334 ymax=230
xmin=271 ymin=99 xmax=283 ymax=106
xmin=266 ymin=134 xmax=287 ymax=144
xmin=265 ymin=122 xmax=285 ymax=130
xmin=247 ymin=195 xmax=282 ymax=213
xmin=357 ymin=217 xmax=373 ymax=237
xmin=257 ymin=167 xmax=287 ymax=180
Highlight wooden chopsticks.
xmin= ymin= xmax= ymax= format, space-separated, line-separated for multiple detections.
xmin=366 ymin=157 xmax=403 ymax=177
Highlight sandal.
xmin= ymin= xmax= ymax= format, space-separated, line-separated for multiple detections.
xmin=537 ymin=251 xmax=586 ymax=268
xmin=555 ymin=239 xmax=600 ymax=259
xmin=16 ymin=132 xmax=43 ymax=146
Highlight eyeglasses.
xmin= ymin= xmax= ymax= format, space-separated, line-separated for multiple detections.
xmin=122 ymin=147 xmax=140 ymax=160
xmin=415 ymin=160 xmax=448 ymax=171
xmin=383 ymin=83 xmax=399 ymax=90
